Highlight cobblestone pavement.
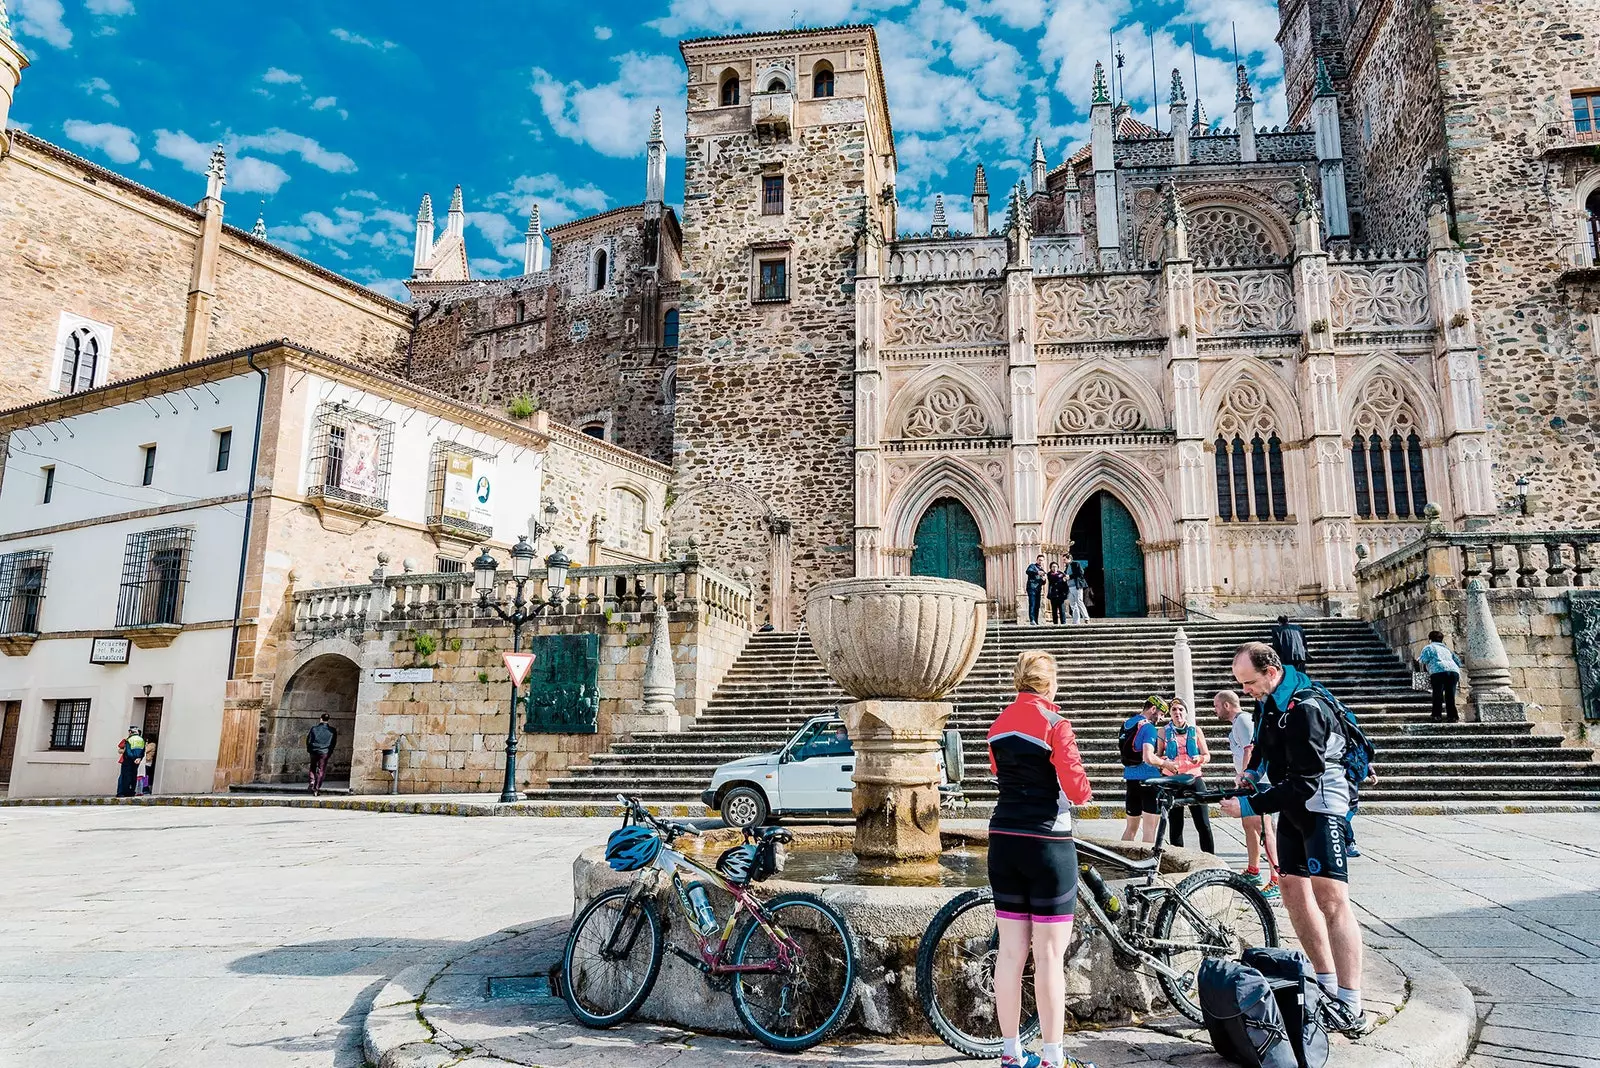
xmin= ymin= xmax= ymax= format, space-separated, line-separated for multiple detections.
xmin=0 ymin=806 xmax=1592 ymax=1067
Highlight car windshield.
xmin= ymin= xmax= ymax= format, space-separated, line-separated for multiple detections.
xmin=790 ymin=720 xmax=851 ymax=761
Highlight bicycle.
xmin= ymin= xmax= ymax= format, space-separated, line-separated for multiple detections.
xmin=917 ymin=777 xmax=1277 ymax=1057
xmin=560 ymin=794 xmax=861 ymax=1052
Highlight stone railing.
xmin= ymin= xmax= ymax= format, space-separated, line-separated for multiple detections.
xmin=1030 ymin=237 xmax=1088 ymax=275
xmin=884 ymin=237 xmax=1006 ymax=282
xmin=1357 ymin=529 xmax=1600 ymax=611
xmin=291 ymin=555 xmax=754 ymax=636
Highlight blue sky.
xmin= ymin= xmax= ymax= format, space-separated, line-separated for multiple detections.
xmin=8 ymin=0 xmax=1287 ymax=300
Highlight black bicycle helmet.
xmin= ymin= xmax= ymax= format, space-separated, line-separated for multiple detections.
xmin=716 ymin=843 xmax=759 ymax=885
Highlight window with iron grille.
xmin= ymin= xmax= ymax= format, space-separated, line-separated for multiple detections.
xmin=50 ymin=698 xmax=90 ymax=751
xmin=756 ymin=257 xmax=788 ymax=302
xmin=434 ymin=556 xmax=466 ymax=602
xmin=425 ymin=440 xmax=496 ymax=539
xmin=305 ymin=404 xmax=393 ymax=513
xmin=116 ymin=527 xmax=192 ymax=628
xmin=0 ymin=550 xmax=49 ymax=635
xmin=761 ymin=175 xmax=784 ymax=215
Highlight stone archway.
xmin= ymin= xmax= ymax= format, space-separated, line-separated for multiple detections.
xmin=263 ymin=653 xmax=360 ymax=785
xmin=910 ymin=497 xmax=986 ymax=587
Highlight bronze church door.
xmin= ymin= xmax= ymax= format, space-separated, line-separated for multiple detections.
xmin=1068 ymin=491 xmax=1147 ymax=618
xmin=911 ymin=498 xmax=986 ymax=588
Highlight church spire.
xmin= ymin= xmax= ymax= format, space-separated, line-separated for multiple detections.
xmin=970 ymin=162 xmax=989 ymax=235
xmin=1169 ymin=68 xmax=1186 ymax=107
xmin=1235 ymin=62 xmax=1253 ymax=105
xmin=1030 ymin=137 xmax=1047 ymax=195
xmin=412 ymin=193 xmax=434 ymax=274
xmin=251 ymin=212 xmax=267 ymax=240
xmin=1091 ymin=61 xmax=1110 ymax=105
xmin=446 ymin=184 xmax=465 ymax=238
xmin=930 ymin=193 xmax=948 ymax=237
xmin=645 ymin=104 xmax=666 ymax=205
xmin=523 ymin=203 xmax=545 ymax=274
xmin=1192 ymin=97 xmax=1209 ymax=133
xmin=204 ymin=143 xmax=226 ymax=200
xmin=1170 ymin=69 xmax=1191 ymax=165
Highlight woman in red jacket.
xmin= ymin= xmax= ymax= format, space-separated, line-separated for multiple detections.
xmin=987 ymin=650 xmax=1095 ymax=1068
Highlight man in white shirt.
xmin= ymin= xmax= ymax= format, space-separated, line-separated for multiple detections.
xmin=1214 ymin=689 xmax=1279 ymax=901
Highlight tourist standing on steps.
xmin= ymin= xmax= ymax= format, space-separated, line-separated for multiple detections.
xmin=1158 ymin=698 xmax=1215 ymax=853
xmin=1418 ymin=630 xmax=1462 ymax=723
xmin=986 ymin=650 xmax=1096 ymax=1068
xmin=1045 ymin=562 xmax=1069 ymax=625
xmin=1221 ymin=642 xmax=1373 ymax=1036
xmin=1270 ymin=615 xmax=1310 ymax=671
xmin=1214 ymin=690 xmax=1280 ymax=902
xmin=306 ymin=714 xmax=337 ymax=796
xmin=1066 ymin=559 xmax=1090 ymax=624
xmin=1025 ymin=555 xmax=1047 ymax=625
xmin=1120 ymin=696 xmax=1175 ymax=844
xmin=115 ymin=726 xmax=146 ymax=798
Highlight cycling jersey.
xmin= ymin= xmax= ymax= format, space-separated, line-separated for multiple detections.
xmin=1240 ymin=666 xmax=1350 ymax=819
xmin=987 ymin=691 xmax=1092 ymax=838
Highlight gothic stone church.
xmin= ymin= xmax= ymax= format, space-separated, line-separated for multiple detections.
xmin=10 ymin=6 xmax=1600 ymax=629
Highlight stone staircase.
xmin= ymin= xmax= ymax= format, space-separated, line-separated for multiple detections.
xmin=525 ymin=619 xmax=1600 ymax=808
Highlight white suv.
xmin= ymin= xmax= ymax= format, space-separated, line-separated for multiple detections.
xmin=702 ymin=715 xmax=961 ymax=829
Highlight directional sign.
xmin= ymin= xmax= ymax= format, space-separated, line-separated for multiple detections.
xmin=502 ymin=652 xmax=536 ymax=688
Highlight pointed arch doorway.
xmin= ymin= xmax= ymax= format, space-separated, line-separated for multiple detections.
xmin=1068 ymin=491 xmax=1147 ymax=617
xmin=911 ymin=497 xmax=986 ymax=588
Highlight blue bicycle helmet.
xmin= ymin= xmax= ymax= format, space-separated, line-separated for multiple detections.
xmin=605 ymin=825 xmax=661 ymax=872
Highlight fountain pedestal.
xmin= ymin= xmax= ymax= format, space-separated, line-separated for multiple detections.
xmin=840 ymin=699 xmax=950 ymax=868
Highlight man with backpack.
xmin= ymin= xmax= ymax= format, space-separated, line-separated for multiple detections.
xmin=306 ymin=714 xmax=337 ymax=796
xmin=1221 ymin=642 xmax=1372 ymax=1037
xmin=1270 ymin=615 xmax=1309 ymax=671
xmin=1120 ymin=696 xmax=1176 ymax=844
xmin=116 ymin=726 xmax=146 ymax=797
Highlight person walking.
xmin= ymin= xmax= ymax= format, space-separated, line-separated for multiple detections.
xmin=1045 ymin=562 xmax=1069 ymax=625
xmin=137 ymin=741 xmax=156 ymax=796
xmin=1214 ymin=690 xmax=1279 ymax=902
xmin=1418 ymin=630 xmax=1462 ymax=723
xmin=986 ymin=651 xmax=1096 ymax=1068
xmin=115 ymin=726 xmax=146 ymax=798
xmin=1221 ymin=642 xmax=1372 ymax=1036
xmin=1120 ymin=696 xmax=1175 ymax=844
xmin=1066 ymin=559 xmax=1090 ymax=624
xmin=1270 ymin=615 xmax=1310 ymax=671
xmin=1158 ymin=698 xmax=1215 ymax=853
xmin=306 ymin=714 xmax=337 ymax=796
xmin=1025 ymin=555 xmax=1047 ymax=626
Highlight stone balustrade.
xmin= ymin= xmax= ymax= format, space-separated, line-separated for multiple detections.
xmin=291 ymin=556 xmax=754 ymax=636
xmin=1357 ymin=529 xmax=1600 ymax=612
xmin=884 ymin=237 xmax=1006 ymax=282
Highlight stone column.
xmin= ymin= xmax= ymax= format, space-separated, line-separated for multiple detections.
xmin=180 ymin=145 xmax=227 ymax=364
xmin=1173 ymin=627 xmax=1195 ymax=712
xmin=624 ymin=588 xmax=681 ymax=734
xmin=1463 ymin=578 xmax=1526 ymax=722
xmin=1292 ymin=178 xmax=1356 ymax=614
xmin=1008 ymin=190 xmax=1040 ymax=621
xmin=1163 ymin=189 xmax=1213 ymax=611
xmin=839 ymin=698 xmax=951 ymax=870
xmin=1426 ymin=203 xmax=1496 ymax=524
xmin=854 ymin=229 xmax=887 ymax=577
xmin=1090 ymin=63 xmax=1120 ymax=268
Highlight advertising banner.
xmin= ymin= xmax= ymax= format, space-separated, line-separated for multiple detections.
xmin=341 ymin=423 xmax=381 ymax=497
xmin=443 ymin=451 xmax=494 ymax=528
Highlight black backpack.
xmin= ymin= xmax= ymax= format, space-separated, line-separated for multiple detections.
xmin=1200 ymin=950 xmax=1329 ymax=1068
xmin=1117 ymin=715 xmax=1146 ymax=768
xmin=1292 ymin=681 xmax=1376 ymax=787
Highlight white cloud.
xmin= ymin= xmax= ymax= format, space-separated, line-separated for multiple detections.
xmin=153 ymin=128 xmax=213 ymax=171
xmin=311 ymin=95 xmax=338 ymax=110
xmin=62 ymin=120 xmax=139 ymax=163
xmin=531 ymin=51 xmax=685 ymax=159
xmin=84 ymin=0 xmax=134 ymax=14
xmin=594 ymin=25 xmax=613 ymax=39
xmin=364 ymin=277 xmax=412 ymax=301
xmin=647 ymin=0 xmax=876 ymax=35
xmin=231 ymin=129 xmax=356 ymax=173
xmin=153 ymin=129 xmax=290 ymax=194
xmin=969 ymin=0 xmax=1044 ymax=29
xmin=494 ymin=173 xmax=611 ymax=226
xmin=14 ymin=0 xmax=72 ymax=48
xmin=262 ymin=67 xmax=302 ymax=85
xmin=80 ymin=76 xmax=120 ymax=107
xmin=331 ymin=27 xmax=396 ymax=50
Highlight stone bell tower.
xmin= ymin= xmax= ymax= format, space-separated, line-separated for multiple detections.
xmin=673 ymin=25 xmax=896 ymax=628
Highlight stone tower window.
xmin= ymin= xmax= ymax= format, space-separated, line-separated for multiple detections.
xmin=57 ymin=327 xmax=101 ymax=394
xmin=581 ymin=423 xmax=606 ymax=441
xmin=662 ymin=308 xmax=680 ymax=349
xmin=1572 ymin=89 xmax=1600 ymax=136
xmin=762 ymin=175 xmax=785 ymax=215
xmin=720 ymin=70 xmax=741 ymax=106
xmin=1213 ymin=380 xmax=1288 ymax=522
xmin=589 ymin=247 xmax=608 ymax=291
xmin=755 ymin=256 xmax=789 ymax=302
xmin=1350 ymin=375 xmax=1427 ymax=519
xmin=813 ymin=62 xmax=834 ymax=98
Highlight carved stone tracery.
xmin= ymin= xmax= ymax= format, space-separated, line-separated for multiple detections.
xmin=1192 ymin=271 xmax=1296 ymax=336
xmin=1035 ymin=276 xmax=1161 ymax=343
xmin=1187 ymin=206 xmax=1282 ymax=264
xmin=903 ymin=383 xmax=989 ymax=438
xmin=1055 ymin=375 xmax=1147 ymax=433
xmin=881 ymin=283 xmax=1004 ymax=348
xmin=1215 ymin=379 xmax=1279 ymax=439
xmin=1328 ymin=264 xmax=1431 ymax=330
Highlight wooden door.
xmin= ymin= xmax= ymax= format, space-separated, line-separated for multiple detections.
xmin=911 ymin=498 xmax=986 ymax=588
xmin=1099 ymin=493 xmax=1148 ymax=618
xmin=0 ymin=701 xmax=19 ymax=788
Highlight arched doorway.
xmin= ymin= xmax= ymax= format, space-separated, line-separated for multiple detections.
xmin=1068 ymin=491 xmax=1148 ymax=617
xmin=911 ymin=497 xmax=986 ymax=587
xmin=269 ymin=654 xmax=359 ymax=786
xmin=1587 ymin=188 xmax=1600 ymax=264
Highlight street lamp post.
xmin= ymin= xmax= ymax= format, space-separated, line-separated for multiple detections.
xmin=473 ymin=504 xmax=569 ymax=804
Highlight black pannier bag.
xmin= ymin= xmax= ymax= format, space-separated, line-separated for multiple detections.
xmin=1198 ymin=957 xmax=1298 ymax=1068
xmin=1242 ymin=947 xmax=1331 ymax=1068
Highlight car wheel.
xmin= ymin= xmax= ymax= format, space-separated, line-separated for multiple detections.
xmin=721 ymin=786 xmax=769 ymax=829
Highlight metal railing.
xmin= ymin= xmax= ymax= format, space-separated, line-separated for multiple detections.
xmin=1160 ymin=595 xmax=1218 ymax=622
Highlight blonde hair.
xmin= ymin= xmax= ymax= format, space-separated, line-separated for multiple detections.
xmin=1014 ymin=650 xmax=1058 ymax=695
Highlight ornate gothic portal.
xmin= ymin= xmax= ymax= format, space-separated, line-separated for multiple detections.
xmin=910 ymin=498 xmax=986 ymax=587
xmin=1068 ymin=492 xmax=1148 ymax=618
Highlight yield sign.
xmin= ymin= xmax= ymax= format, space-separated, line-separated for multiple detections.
xmin=502 ymin=652 xmax=536 ymax=687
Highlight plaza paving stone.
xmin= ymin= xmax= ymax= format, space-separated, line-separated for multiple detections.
xmin=0 ymin=806 xmax=1591 ymax=1066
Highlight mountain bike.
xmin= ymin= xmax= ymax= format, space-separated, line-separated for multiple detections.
xmin=560 ymin=794 xmax=860 ymax=1052
xmin=917 ymin=777 xmax=1277 ymax=1057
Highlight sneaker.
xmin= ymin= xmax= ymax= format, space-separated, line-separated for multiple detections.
xmin=1322 ymin=998 xmax=1375 ymax=1037
xmin=1242 ymin=868 xmax=1267 ymax=888
xmin=1000 ymin=1054 xmax=1041 ymax=1068
xmin=1259 ymin=879 xmax=1282 ymax=904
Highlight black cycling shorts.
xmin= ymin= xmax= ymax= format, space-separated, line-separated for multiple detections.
xmin=988 ymin=832 xmax=1078 ymax=922
xmin=1124 ymin=779 xmax=1158 ymax=817
xmin=1276 ymin=808 xmax=1349 ymax=882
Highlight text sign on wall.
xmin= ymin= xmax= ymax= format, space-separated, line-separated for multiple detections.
xmin=89 ymin=637 xmax=132 ymax=664
xmin=372 ymin=667 xmax=434 ymax=683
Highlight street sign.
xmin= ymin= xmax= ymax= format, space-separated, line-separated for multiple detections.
xmin=89 ymin=637 xmax=131 ymax=665
xmin=502 ymin=652 xmax=536 ymax=687
xmin=372 ymin=668 xmax=434 ymax=683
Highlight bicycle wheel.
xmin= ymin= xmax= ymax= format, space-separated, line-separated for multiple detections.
xmin=729 ymin=891 xmax=859 ymax=1052
xmin=561 ymin=884 xmax=664 ymax=1027
xmin=915 ymin=888 xmax=1040 ymax=1058
xmin=1152 ymin=869 xmax=1277 ymax=1023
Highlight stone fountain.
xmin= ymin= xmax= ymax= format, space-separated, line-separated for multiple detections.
xmin=805 ymin=576 xmax=987 ymax=872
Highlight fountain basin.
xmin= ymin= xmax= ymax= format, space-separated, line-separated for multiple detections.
xmin=568 ymin=826 xmax=1224 ymax=1040
xmin=805 ymin=576 xmax=987 ymax=701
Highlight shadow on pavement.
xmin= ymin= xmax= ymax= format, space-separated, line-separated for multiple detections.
xmin=230 ymin=937 xmax=463 ymax=977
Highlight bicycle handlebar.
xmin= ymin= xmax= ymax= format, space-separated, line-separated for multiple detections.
xmin=615 ymin=793 xmax=699 ymax=840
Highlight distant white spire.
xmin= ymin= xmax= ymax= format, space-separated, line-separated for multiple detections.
xmin=251 ymin=213 xmax=267 ymax=239
xmin=204 ymin=143 xmax=226 ymax=200
xmin=646 ymin=105 xmax=667 ymax=205
xmin=523 ymin=203 xmax=545 ymax=274
xmin=930 ymin=193 xmax=948 ymax=237
xmin=412 ymin=193 xmax=435 ymax=274
xmin=0 ymin=0 xmax=15 ymax=44
xmin=1030 ymin=136 xmax=1047 ymax=195
xmin=446 ymin=184 xmax=465 ymax=238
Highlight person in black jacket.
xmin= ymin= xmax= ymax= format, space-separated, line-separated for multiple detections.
xmin=1270 ymin=615 xmax=1309 ymax=670
xmin=306 ymin=714 xmax=338 ymax=797
xmin=1220 ymin=642 xmax=1371 ymax=1036
xmin=1045 ymin=562 xmax=1070 ymax=624
xmin=1025 ymin=555 xmax=1047 ymax=625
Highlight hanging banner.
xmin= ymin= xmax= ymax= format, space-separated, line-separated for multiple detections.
xmin=341 ymin=423 xmax=381 ymax=497
xmin=443 ymin=451 xmax=495 ymax=528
